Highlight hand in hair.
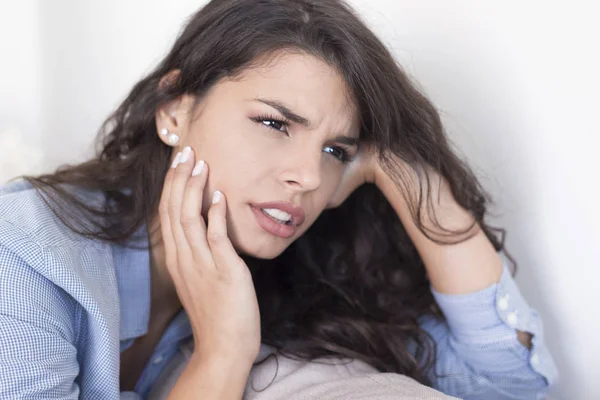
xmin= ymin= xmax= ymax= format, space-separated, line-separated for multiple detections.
xmin=326 ymin=142 xmax=419 ymax=209
xmin=158 ymin=146 xmax=260 ymax=398
xmin=326 ymin=142 xmax=381 ymax=209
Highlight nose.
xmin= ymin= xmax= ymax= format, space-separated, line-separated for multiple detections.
xmin=280 ymin=149 xmax=322 ymax=192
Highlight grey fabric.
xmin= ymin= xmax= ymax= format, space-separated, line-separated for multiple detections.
xmin=148 ymin=342 xmax=459 ymax=399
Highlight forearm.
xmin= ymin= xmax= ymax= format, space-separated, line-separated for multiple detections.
xmin=376 ymin=168 xmax=534 ymax=348
xmin=376 ymin=168 xmax=502 ymax=294
xmin=167 ymin=354 xmax=252 ymax=400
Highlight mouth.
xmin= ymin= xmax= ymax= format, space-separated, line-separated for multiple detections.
xmin=250 ymin=205 xmax=298 ymax=239
xmin=250 ymin=201 xmax=306 ymax=227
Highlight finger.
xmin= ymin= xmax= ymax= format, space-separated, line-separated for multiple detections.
xmin=159 ymin=150 xmax=183 ymax=277
xmin=206 ymin=190 xmax=243 ymax=271
xmin=167 ymin=146 xmax=195 ymax=265
xmin=180 ymin=153 xmax=214 ymax=265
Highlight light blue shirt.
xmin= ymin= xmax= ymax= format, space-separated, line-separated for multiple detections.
xmin=0 ymin=179 xmax=557 ymax=399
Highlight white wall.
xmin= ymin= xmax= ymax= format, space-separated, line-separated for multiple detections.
xmin=1 ymin=1 xmax=598 ymax=398
xmin=353 ymin=2 xmax=599 ymax=399
xmin=35 ymin=0 xmax=209 ymax=168
xmin=0 ymin=0 xmax=44 ymax=181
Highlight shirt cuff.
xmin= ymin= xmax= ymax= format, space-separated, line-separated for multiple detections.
xmin=430 ymin=255 xmax=558 ymax=384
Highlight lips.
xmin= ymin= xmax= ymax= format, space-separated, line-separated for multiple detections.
xmin=251 ymin=201 xmax=306 ymax=227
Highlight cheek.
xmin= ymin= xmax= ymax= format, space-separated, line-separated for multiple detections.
xmin=197 ymin=130 xmax=258 ymax=181
xmin=322 ymin=169 xmax=344 ymax=195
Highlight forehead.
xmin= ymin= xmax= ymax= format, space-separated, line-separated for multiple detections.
xmin=223 ymin=51 xmax=360 ymax=136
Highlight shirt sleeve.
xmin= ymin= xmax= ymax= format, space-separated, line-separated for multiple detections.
xmin=0 ymin=240 xmax=80 ymax=399
xmin=419 ymin=255 xmax=558 ymax=400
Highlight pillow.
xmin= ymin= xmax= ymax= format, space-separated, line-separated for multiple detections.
xmin=148 ymin=341 xmax=459 ymax=400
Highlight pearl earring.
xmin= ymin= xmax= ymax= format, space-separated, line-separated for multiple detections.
xmin=167 ymin=133 xmax=180 ymax=146
xmin=160 ymin=128 xmax=169 ymax=136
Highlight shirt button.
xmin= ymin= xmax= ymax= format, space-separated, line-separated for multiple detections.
xmin=531 ymin=353 xmax=540 ymax=366
xmin=497 ymin=294 xmax=510 ymax=311
xmin=507 ymin=311 xmax=518 ymax=326
xmin=152 ymin=355 xmax=165 ymax=365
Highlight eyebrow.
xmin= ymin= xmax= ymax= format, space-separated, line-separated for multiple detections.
xmin=252 ymin=98 xmax=359 ymax=147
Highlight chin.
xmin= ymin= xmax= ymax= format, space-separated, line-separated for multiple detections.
xmin=230 ymin=227 xmax=294 ymax=260
xmin=234 ymin=239 xmax=289 ymax=260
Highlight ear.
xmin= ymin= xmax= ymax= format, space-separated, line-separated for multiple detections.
xmin=155 ymin=70 xmax=195 ymax=147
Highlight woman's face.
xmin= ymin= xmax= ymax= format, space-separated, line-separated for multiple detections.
xmin=159 ymin=52 xmax=360 ymax=259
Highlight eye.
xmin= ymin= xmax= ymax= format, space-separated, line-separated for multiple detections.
xmin=251 ymin=114 xmax=352 ymax=164
xmin=323 ymin=146 xmax=351 ymax=163
xmin=250 ymin=115 xmax=289 ymax=134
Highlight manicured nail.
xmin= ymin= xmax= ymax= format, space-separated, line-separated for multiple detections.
xmin=171 ymin=152 xmax=182 ymax=168
xmin=212 ymin=190 xmax=222 ymax=204
xmin=192 ymin=160 xmax=205 ymax=176
xmin=180 ymin=146 xmax=192 ymax=164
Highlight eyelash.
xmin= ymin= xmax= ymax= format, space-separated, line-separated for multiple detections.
xmin=250 ymin=114 xmax=352 ymax=163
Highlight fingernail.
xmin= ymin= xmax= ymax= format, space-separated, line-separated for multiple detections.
xmin=212 ymin=190 xmax=222 ymax=204
xmin=192 ymin=160 xmax=205 ymax=176
xmin=171 ymin=152 xmax=182 ymax=168
xmin=180 ymin=146 xmax=192 ymax=164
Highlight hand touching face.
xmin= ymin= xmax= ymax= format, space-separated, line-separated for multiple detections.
xmin=156 ymin=51 xmax=361 ymax=259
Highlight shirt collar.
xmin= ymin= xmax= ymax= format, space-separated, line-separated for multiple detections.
xmin=112 ymin=224 xmax=152 ymax=341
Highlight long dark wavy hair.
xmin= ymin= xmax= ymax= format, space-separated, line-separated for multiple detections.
xmin=22 ymin=0 xmax=514 ymax=386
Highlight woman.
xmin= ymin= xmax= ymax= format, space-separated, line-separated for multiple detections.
xmin=0 ymin=0 xmax=557 ymax=399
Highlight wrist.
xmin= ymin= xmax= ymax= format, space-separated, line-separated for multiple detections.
xmin=373 ymin=163 xmax=412 ymax=219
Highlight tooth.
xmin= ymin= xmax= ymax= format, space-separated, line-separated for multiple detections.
xmin=262 ymin=208 xmax=292 ymax=222
xmin=265 ymin=209 xmax=290 ymax=220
